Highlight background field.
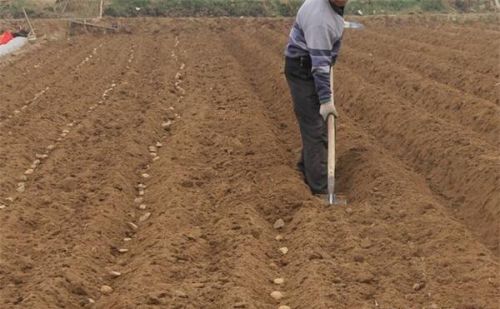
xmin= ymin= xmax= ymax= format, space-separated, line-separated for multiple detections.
xmin=0 ymin=14 xmax=499 ymax=308
xmin=0 ymin=0 xmax=498 ymax=18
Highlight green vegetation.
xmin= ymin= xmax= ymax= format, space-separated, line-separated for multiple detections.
xmin=104 ymin=0 xmax=303 ymax=17
xmin=102 ymin=0 xmax=496 ymax=17
xmin=345 ymin=0 xmax=446 ymax=14
xmin=0 ymin=0 xmax=32 ymax=18
xmin=346 ymin=0 xmax=498 ymax=14
xmin=420 ymin=0 xmax=446 ymax=11
xmin=0 ymin=0 xmax=100 ymax=19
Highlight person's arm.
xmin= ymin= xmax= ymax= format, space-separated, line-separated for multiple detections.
xmin=303 ymin=25 xmax=337 ymax=105
xmin=331 ymin=38 xmax=342 ymax=67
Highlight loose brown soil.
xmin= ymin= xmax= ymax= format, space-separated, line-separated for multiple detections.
xmin=0 ymin=17 xmax=498 ymax=309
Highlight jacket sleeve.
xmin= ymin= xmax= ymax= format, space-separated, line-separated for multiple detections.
xmin=331 ymin=38 xmax=342 ymax=67
xmin=303 ymin=25 xmax=338 ymax=104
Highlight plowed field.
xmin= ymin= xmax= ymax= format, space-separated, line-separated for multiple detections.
xmin=1 ymin=17 xmax=499 ymax=308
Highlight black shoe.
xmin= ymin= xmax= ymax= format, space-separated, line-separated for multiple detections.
xmin=311 ymin=189 xmax=327 ymax=195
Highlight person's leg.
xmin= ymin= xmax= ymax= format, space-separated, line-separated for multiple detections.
xmin=295 ymin=102 xmax=328 ymax=194
xmin=285 ymin=57 xmax=328 ymax=194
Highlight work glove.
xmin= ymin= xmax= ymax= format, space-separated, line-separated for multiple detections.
xmin=319 ymin=100 xmax=338 ymax=121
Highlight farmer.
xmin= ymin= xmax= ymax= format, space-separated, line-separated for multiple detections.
xmin=284 ymin=0 xmax=347 ymax=195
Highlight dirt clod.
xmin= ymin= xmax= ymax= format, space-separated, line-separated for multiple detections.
xmin=273 ymin=278 xmax=285 ymax=285
xmin=356 ymin=271 xmax=375 ymax=284
xmin=127 ymin=222 xmax=138 ymax=230
xmin=353 ymin=255 xmax=365 ymax=263
xmin=139 ymin=212 xmax=151 ymax=222
xmin=16 ymin=183 xmax=25 ymax=193
xmin=413 ymin=282 xmax=425 ymax=291
xmin=270 ymin=291 xmax=284 ymax=300
xmin=100 ymin=285 xmax=113 ymax=295
xmin=273 ymin=219 xmax=285 ymax=229
xmin=174 ymin=290 xmax=188 ymax=298
xmin=360 ymin=238 xmax=372 ymax=249
xmin=162 ymin=120 xmax=172 ymax=131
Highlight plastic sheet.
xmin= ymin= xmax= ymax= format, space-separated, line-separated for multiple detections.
xmin=0 ymin=37 xmax=28 ymax=58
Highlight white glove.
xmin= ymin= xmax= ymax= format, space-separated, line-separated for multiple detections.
xmin=319 ymin=100 xmax=338 ymax=120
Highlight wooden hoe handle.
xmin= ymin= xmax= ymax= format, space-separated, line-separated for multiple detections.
xmin=327 ymin=69 xmax=336 ymax=200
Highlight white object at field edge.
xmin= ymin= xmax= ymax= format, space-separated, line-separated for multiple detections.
xmin=0 ymin=37 xmax=28 ymax=58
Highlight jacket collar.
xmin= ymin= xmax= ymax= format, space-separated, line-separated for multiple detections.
xmin=328 ymin=0 xmax=345 ymax=16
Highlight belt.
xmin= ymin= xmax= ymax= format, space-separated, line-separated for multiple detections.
xmin=287 ymin=55 xmax=311 ymax=68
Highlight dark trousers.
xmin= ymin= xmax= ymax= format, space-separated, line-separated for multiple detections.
xmin=284 ymin=56 xmax=327 ymax=194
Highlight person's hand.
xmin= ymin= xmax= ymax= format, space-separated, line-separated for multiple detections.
xmin=319 ymin=100 xmax=338 ymax=120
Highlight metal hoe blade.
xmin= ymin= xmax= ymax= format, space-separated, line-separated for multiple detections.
xmin=344 ymin=21 xmax=365 ymax=30
xmin=327 ymin=193 xmax=347 ymax=206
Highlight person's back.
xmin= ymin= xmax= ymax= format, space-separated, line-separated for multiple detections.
xmin=285 ymin=0 xmax=344 ymax=60
xmin=285 ymin=0 xmax=344 ymax=105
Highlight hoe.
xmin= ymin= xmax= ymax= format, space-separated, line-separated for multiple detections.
xmin=326 ymin=20 xmax=364 ymax=206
